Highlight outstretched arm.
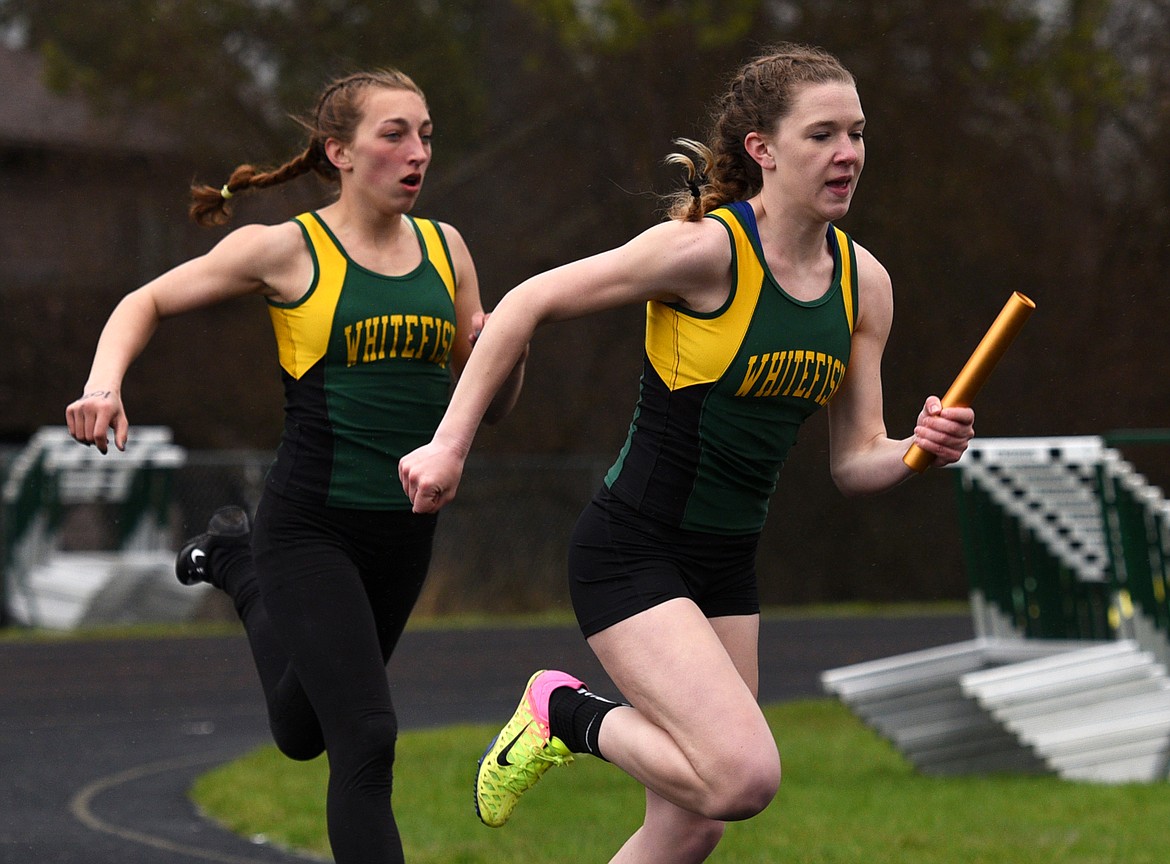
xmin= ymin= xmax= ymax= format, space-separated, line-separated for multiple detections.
xmin=65 ymin=222 xmax=305 ymax=453
xmin=399 ymin=217 xmax=732 ymax=512
xmin=442 ymin=222 xmax=528 ymax=426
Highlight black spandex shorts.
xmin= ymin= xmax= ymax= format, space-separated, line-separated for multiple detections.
xmin=568 ymin=485 xmax=761 ymax=637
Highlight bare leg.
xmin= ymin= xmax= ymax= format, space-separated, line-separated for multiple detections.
xmin=609 ymin=788 xmax=726 ymax=864
xmin=588 ymin=599 xmax=780 ymax=862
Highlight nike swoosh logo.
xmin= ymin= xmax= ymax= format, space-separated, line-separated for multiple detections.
xmin=497 ymin=721 xmax=532 ymax=767
xmin=191 ymin=550 xmax=206 ymax=565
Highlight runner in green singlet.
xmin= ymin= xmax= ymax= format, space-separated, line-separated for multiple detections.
xmin=400 ymin=43 xmax=975 ymax=863
xmin=66 ymin=69 xmax=525 ymax=864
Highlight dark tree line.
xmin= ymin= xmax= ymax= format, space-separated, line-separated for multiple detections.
xmin=5 ymin=0 xmax=1170 ymax=603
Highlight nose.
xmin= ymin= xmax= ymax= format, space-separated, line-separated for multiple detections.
xmin=407 ymin=132 xmax=430 ymax=164
xmin=835 ymin=137 xmax=860 ymax=165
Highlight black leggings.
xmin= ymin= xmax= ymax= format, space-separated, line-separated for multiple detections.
xmin=221 ymin=489 xmax=437 ymax=864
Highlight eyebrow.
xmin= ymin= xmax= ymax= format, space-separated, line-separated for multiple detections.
xmin=374 ymin=116 xmax=433 ymax=129
xmin=804 ymin=116 xmax=865 ymax=131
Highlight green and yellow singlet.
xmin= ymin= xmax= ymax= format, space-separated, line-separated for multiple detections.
xmin=264 ymin=212 xmax=457 ymax=509
xmin=604 ymin=200 xmax=859 ymax=534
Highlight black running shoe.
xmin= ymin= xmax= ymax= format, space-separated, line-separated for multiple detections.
xmin=175 ymin=505 xmax=251 ymax=588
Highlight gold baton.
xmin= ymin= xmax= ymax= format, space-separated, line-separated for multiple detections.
xmin=904 ymin=291 xmax=1036 ymax=473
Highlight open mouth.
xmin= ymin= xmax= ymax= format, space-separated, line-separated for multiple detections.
xmin=401 ymin=173 xmax=423 ymax=189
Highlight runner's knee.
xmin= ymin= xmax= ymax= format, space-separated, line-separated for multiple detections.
xmin=271 ymin=722 xmax=325 ymax=761
xmin=703 ymin=754 xmax=780 ymax=821
xmin=335 ymin=710 xmax=399 ymax=771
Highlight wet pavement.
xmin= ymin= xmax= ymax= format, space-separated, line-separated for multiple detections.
xmin=0 ymin=613 xmax=973 ymax=863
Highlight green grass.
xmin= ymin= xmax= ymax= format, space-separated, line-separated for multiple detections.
xmin=0 ymin=602 xmax=968 ymax=643
xmin=192 ymin=699 xmax=1170 ymax=863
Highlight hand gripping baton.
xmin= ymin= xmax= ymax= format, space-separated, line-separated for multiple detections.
xmin=903 ymin=291 xmax=1036 ymax=473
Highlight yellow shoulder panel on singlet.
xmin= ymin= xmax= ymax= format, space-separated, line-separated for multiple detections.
xmin=413 ymin=218 xmax=456 ymax=302
xmin=644 ymin=207 xmax=765 ymax=390
xmin=832 ymin=226 xmax=855 ymax=333
xmin=268 ymin=213 xmax=348 ymax=380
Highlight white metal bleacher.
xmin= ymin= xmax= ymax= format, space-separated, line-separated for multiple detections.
xmin=822 ymin=436 xmax=1170 ymax=784
xmin=2 ymin=426 xmax=203 ymax=629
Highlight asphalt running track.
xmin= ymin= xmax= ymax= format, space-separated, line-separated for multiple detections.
xmin=0 ymin=613 xmax=974 ymax=863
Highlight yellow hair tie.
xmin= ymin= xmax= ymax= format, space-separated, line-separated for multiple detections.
xmin=220 ymin=184 xmax=233 ymax=200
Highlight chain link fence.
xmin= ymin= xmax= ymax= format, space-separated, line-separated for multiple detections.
xmin=3 ymin=438 xmax=985 ymax=628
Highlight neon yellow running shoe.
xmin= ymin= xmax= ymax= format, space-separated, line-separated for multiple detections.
xmin=475 ymin=669 xmax=582 ymax=827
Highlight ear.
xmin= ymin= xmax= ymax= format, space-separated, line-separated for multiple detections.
xmin=324 ymin=138 xmax=353 ymax=173
xmin=744 ymin=131 xmax=776 ymax=171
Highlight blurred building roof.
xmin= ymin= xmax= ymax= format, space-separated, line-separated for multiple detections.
xmin=0 ymin=46 xmax=182 ymax=155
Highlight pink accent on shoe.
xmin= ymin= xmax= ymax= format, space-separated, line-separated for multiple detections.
xmin=526 ymin=670 xmax=585 ymax=726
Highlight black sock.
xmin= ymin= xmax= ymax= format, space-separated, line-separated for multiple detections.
xmin=548 ymin=685 xmax=623 ymax=761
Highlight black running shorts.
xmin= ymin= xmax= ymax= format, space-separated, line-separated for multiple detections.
xmin=568 ymin=485 xmax=761 ymax=637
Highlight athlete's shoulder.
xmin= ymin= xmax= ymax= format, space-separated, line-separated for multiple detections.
xmin=207 ymin=219 xmax=306 ymax=268
xmin=424 ymin=218 xmax=468 ymax=249
xmin=218 ymin=220 xmax=313 ymax=302
xmin=851 ymin=239 xmax=891 ymax=294
xmin=637 ymin=213 xmax=732 ymax=263
xmin=622 ymin=215 xmax=733 ymax=310
xmin=222 ymin=217 xmax=305 ymax=245
xmin=848 ymin=239 xmax=892 ymax=337
xmin=413 ymin=217 xmax=474 ymax=293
